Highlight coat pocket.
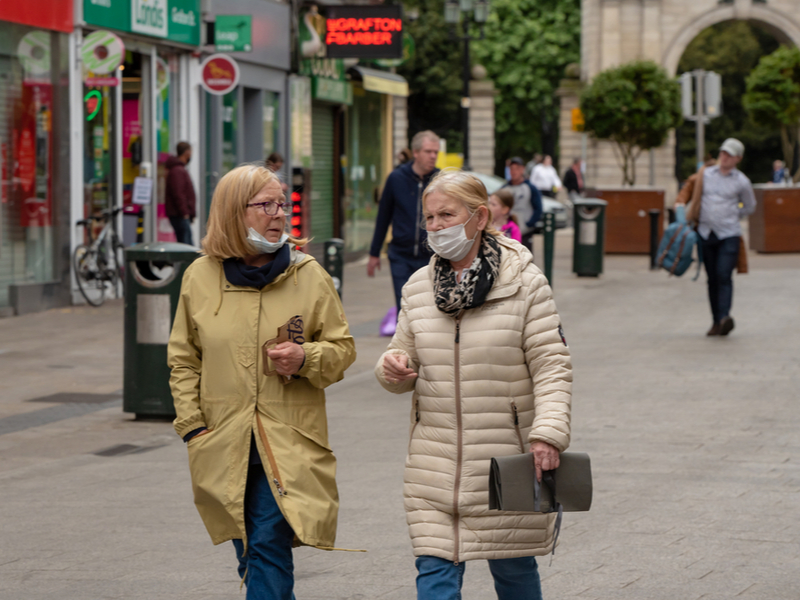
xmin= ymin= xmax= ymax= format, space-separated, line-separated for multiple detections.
xmin=236 ymin=346 xmax=257 ymax=369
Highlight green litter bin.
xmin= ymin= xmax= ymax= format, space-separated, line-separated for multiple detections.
xmin=573 ymin=198 xmax=607 ymax=277
xmin=123 ymin=242 xmax=200 ymax=417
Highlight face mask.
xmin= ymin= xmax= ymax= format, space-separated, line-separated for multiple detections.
xmin=427 ymin=212 xmax=478 ymax=262
xmin=247 ymin=228 xmax=288 ymax=254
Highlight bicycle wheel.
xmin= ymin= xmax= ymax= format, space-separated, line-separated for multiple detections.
xmin=73 ymin=244 xmax=107 ymax=307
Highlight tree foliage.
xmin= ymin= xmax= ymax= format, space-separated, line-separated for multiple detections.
xmin=744 ymin=46 xmax=800 ymax=181
xmin=473 ymin=0 xmax=580 ymax=172
xmin=580 ymin=61 xmax=682 ymax=186
xmin=398 ymin=0 xmax=464 ymax=151
xmin=677 ymin=21 xmax=780 ymax=183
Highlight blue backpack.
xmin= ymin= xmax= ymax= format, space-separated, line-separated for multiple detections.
xmin=656 ymin=206 xmax=702 ymax=279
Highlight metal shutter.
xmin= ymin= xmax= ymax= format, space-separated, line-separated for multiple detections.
xmin=311 ymin=104 xmax=335 ymax=240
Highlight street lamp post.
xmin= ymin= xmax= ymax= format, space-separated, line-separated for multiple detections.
xmin=445 ymin=0 xmax=490 ymax=172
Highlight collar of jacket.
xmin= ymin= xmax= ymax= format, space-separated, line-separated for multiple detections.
xmin=425 ymin=234 xmax=529 ymax=303
xmin=402 ymin=161 xmax=439 ymax=185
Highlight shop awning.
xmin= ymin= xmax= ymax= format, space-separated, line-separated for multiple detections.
xmin=348 ymin=66 xmax=409 ymax=97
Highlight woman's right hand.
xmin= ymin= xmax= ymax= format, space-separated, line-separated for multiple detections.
xmin=383 ymin=354 xmax=417 ymax=384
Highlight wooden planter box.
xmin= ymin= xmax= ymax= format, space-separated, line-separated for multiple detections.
xmin=584 ymin=188 xmax=664 ymax=254
xmin=749 ymin=186 xmax=800 ymax=253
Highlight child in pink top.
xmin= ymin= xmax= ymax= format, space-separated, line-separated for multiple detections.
xmin=489 ymin=189 xmax=522 ymax=242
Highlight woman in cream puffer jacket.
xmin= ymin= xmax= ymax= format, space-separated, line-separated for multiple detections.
xmin=375 ymin=169 xmax=572 ymax=600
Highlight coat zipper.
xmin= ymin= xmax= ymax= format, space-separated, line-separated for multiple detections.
xmin=256 ymin=412 xmax=287 ymax=497
xmin=452 ymin=313 xmax=463 ymax=565
xmin=511 ymin=401 xmax=525 ymax=453
xmin=408 ymin=397 xmax=420 ymax=453
xmin=414 ymin=180 xmax=422 ymax=257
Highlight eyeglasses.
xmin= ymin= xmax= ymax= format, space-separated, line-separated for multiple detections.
xmin=247 ymin=201 xmax=290 ymax=216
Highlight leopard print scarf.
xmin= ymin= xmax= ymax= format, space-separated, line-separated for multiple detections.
xmin=433 ymin=233 xmax=502 ymax=316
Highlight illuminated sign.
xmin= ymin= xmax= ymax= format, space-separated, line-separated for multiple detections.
xmin=324 ymin=5 xmax=403 ymax=60
xmin=85 ymin=90 xmax=103 ymax=120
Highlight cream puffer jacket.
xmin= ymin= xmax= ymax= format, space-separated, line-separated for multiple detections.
xmin=375 ymin=235 xmax=572 ymax=562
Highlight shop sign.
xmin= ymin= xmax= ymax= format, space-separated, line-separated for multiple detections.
xmin=324 ymin=5 xmax=403 ymax=60
xmin=82 ymin=30 xmax=125 ymax=86
xmin=215 ymin=15 xmax=252 ymax=53
xmin=83 ymin=0 xmax=200 ymax=46
xmin=200 ymin=54 xmax=240 ymax=96
xmin=374 ymin=33 xmax=415 ymax=68
xmin=0 ymin=0 xmax=72 ymax=33
xmin=312 ymin=77 xmax=352 ymax=105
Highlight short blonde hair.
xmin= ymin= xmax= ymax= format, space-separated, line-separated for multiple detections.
xmin=422 ymin=168 xmax=499 ymax=236
xmin=202 ymin=164 xmax=306 ymax=260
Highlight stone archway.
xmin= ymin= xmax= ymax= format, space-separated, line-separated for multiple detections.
xmin=558 ymin=0 xmax=800 ymax=202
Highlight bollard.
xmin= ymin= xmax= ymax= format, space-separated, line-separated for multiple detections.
xmin=324 ymin=238 xmax=345 ymax=298
xmin=543 ymin=212 xmax=555 ymax=286
xmin=648 ymin=209 xmax=661 ymax=270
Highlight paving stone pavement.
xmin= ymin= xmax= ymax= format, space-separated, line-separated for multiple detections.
xmin=0 ymin=235 xmax=798 ymax=600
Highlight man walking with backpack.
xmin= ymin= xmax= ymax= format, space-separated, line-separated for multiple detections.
xmin=505 ymin=156 xmax=543 ymax=253
xmin=677 ymin=139 xmax=756 ymax=336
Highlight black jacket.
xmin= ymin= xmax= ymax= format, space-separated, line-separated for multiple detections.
xmin=369 ymin=161 xmax=439 ymax=258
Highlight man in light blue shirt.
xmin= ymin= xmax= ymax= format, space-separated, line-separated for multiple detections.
xmin=697 ymin=138 xmax=756 ymax=336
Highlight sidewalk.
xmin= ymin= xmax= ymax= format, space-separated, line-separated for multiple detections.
xmin=0 ymin=240 xmax=798 ymax=599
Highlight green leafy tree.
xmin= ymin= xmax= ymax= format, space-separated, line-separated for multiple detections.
xmin=473 ymin=0 xmax=580 ymax=171
xmin=580 ymin=61 xmax=682 ymax=186
xmin=398 ymin=0 xmax=464 ymax=151
xmin=677 ymin=21 xmax=780 ymax=183
xmin=744 ymin=46 xmax=800 ymax=181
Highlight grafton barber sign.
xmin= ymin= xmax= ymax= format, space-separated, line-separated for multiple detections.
xmin=324 ymin=5 xmax=403 ymax=59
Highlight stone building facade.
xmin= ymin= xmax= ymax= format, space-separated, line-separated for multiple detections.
xmin=560 ymin=0 xmax=800 ymax=203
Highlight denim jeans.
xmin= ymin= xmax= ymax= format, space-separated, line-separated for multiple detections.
xmin=387 ymin=245 xmax=432 ymax=313
xmin=700 ymin=232 xmax=740 ymax=324
xmin=232 ymin=467 xmax=296 ymax=600
xmin=169 ymin=216 xmax=193 ymax=246
xmin=416 ymin=555 xmax=542 ymax=600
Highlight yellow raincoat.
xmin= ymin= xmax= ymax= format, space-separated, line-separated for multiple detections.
xmin=168 ymin=249 xmax=356 ymax=549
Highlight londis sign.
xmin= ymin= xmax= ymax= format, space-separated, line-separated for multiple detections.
xmin=324 ymin=5 xmax=403 ymax=59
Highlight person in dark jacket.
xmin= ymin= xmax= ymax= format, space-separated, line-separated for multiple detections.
xmin=504 ymin=157 xmax=543 ymax=253
xmin=165 ymin=141 xmax=196 ymax=245
xmin=368 ymin=130 xmax=440 ymax=312
xmin=563 ymin=157 xmax=584 ymax=197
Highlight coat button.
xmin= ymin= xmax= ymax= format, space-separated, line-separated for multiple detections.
xmin=226 ymin=285 xmax=230 ymax=288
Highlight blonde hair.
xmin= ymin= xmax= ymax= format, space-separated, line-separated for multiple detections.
xmin=490 ymin=188 xmax=519 ymax=225
xmin=202 ymin=164 xmax=307 ymax=260
xmin=422 ymin=168 xmax=499 ymax=236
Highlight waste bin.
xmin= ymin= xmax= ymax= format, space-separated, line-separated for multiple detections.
xmin=324 ymin=238 xmax=345 ymax=298
xmin=123 ymin=242 xmax=200 ymax=417
xmin=573 ymin=198 xmax=607 ymax=277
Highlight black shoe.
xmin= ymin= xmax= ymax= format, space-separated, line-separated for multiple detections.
xmin=706 ymin=323 xmax=721 ymax=336
xmin=719 ymin=316 xmax=735 ymax=336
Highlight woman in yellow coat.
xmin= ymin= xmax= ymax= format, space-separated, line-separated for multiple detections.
xmin=168 ymin=164 xmax=356 ymax=599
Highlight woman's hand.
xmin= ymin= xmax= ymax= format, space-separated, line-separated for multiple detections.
xmin=383 ymin=354 xmax=417 ymax=384
xmin=267 ymin=342 xmax=306 ymax=376
xmin=531 ymin=441 xmax=560 ymax=482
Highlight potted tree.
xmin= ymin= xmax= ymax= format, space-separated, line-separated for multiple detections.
xmin=580 ymin=60 xmax=682 ymax=253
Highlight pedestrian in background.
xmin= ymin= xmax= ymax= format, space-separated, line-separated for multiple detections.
xmin=489 ymin=188 xmax=521 ymax=242
xmin=376 ymin=169 xmax=572 ymax=600
xmin=266 ymin=152 xmax=289 ymax=192
xmin=563 ymin=157 xmax=584 ymax=199
xmin=396 ymin=147 xmax=413 ymax=167
xmin=168 ymin=164 xmax=356 ymax=599
xmin=165 ymin=141 xmax=196 ymax=245
xmin=525 ymin=152 xmax=543 ymax=180
xmin=368 ymin=130 xmax=441 ymax=313
xmin=505 ymin=156 xmax=543 ymax=252
xmin=772 ymin=159 xmax=787 ymax=184
xmin=530 ymin=155 xmax=562 ymax=198
xmin=678 ymin=138 xmax=756 ymax=336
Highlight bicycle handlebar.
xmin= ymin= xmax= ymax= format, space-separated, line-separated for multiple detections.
xmin=76 ymin=206 xmax=123 ymax=227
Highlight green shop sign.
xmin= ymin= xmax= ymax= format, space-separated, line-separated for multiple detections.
xmin=215 ymin=15 xmax=252 ymax=53
xmin=83 ymin=0 xmax=200 ymax=46
xmin=312 ymin=77 xmax=352 ymax=105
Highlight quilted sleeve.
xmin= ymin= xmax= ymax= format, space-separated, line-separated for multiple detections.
xmin=522 ymin=271 xmax=573 ymax=451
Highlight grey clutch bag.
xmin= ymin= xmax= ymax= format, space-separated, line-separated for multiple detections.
xmin=488 ymin=451 xmax=593 ymax=513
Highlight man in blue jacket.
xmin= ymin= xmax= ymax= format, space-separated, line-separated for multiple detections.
xmin=368 ymin=131 xmax=440 ymax=312
xmin=505 ymin=156 xmax=543 ymax=252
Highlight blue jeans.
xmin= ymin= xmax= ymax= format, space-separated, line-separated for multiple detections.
xmin=169 ymin=216 xmax=193 ymax=245
xmin=700 ymin=232 xmax=740 ymax=323
xmin=232 ymin=467 xmax=296 ymax=600
xmin=416 ymin=555 xmax=542 ymax=600
xmin=387 ymin=245 xmax=432 ymax=313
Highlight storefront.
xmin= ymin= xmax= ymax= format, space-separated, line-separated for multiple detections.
xmin=0 ymin=2 xmax=72 ymax=313
xmin=75 ymin=0 xmax=201 ymax=258
xmin=202 ymin=0 xmax=291 ymax=224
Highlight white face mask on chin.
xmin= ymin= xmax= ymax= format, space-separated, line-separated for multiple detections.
xmin=426 ymin=212 xmax=478 ymax=262
xmin=247 ymin=228 xmax=289 ymax=254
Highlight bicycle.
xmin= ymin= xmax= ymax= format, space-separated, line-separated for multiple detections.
xmin=73 ymin=207 xmax=125 ymax=307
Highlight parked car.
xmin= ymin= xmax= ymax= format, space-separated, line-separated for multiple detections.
xmin=470 ymin=171 xmax=568 ymax=231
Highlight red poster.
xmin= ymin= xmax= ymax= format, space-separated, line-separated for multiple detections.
xmin=0 ymin=1 xmax=73 ymax=33
xmin=1 ymin=143 xmax=7 ymax=204
xmin=17 ymin=85 xmax=52 ymax=228
xmin=18 ymin=129 xmax=34 ymax=193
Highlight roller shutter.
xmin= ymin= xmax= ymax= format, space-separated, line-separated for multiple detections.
xmin=311 ymin=104 xmax=335 ymax=240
